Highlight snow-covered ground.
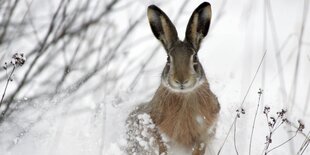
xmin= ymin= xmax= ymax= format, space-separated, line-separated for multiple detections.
xmin=0 ymin=0 xmax=309 ymax=155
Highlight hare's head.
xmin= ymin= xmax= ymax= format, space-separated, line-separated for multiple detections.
xmin=147 ymin=2 xmax=212 ymax=91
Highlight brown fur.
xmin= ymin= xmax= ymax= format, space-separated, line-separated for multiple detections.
xmin=149 ymin=81 xmax=220 ymax=149
xmin=126 ymin=81 xmax=220 ymax=155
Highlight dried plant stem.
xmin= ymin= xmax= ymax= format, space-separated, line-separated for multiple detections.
xmin=217 ymin=117 xmax=237 ymax=155
xmin=297 ymin=131 xmax=310 ymax=155
xmin=249 ymin=90 xmax=263 ymax=155
xmin=300 ymin=142 xmax=310 ymax=155
xmin=261 ymin=107 xmax=303 ymax=155
xmin=272 ymin=119 xmax=285 ymax=133
xmin=264 ymin=132 xmax=272 ymax=155
xmin=0 ymin=66 xmax=15 ymax=110
xmin=267 ymin=131 xmax=298 ymax=153
xmin=240 ymin=51 xmax=266 ymax=108
xmin=233 ymin=120 xmax=239 ymax=155
xmin=262 ymin=112 xmax=275 ymax=155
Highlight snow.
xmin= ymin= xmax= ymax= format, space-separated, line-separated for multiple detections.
xmin=196 ymin=115 xmax=205 ymax=125
xmin=0 ymin=0 xmax=310 ymax=155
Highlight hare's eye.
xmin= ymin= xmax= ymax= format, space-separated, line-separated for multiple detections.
xmin=167 ymin=56 xmax=171 ymax=65
xmin=193 ymin=54 xmax=198 ymax=64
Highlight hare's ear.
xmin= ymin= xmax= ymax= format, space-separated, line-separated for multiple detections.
xmin=185 ymin=2 xmax=212 ymax=51
xmin=147 ymin=5 xmax=179 ymax=51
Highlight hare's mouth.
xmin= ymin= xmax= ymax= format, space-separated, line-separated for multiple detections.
xmin=163 ymin=78 xmax=205 ymax=92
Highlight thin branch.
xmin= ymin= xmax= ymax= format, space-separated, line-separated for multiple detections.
xmin=217 ymin=117 xmax=237 ymax=155
xmin=0 ymin=0 xmax=20 ymax=44
xmin=0 ymin=0 xmax=66 ymax=119
xmin=249 ymin=89 xmax=263 ymax=155
xmin=240 ymin=51 xmax=267 ymax=107
xmin=0 ymin=66 xmax=15 ymax=108
xmin=296 ymin=130 xmax=310 ymax=155
xmin=233 ymin=120 xmax=239 ymax=155
xmin=267 ymin=131 xmax=298 ymax=153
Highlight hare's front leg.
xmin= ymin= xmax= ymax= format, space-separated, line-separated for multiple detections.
xmin=153 ymin=129 xmax=167 ymax=155
xmin=158 ymin=140 xmax=167 ymax=155
xmin=192 ymin=142 xmax=206 ymax=155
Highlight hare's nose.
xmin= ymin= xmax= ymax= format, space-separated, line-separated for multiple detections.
xmin=175 ymin=79 xmax=189 ymax=85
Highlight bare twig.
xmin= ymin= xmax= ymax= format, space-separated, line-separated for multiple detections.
xmin=0 ymin=53 xmax=25 ymax=115
xmin=233 ymin=119 xmax=239 ymax=155
xmin=0 ymin=66 xmax=15 ymax=109
xmin=267 ymin=120 xmax=305 ymax=154
xmin=0 ymin=0 xmax=66 ymax=119
xmin=0 ymin=0 xmax=122 ymax=121
xmin=261 ymin=107 xmax=303 ymax=155
xmin=297 ymin=130 xmax=310 ymax=155
xmin=267 ymin=131 xmax=298 ymax=153
xmin=0 ymin=0 xmax=20 ymax=44
xmin=249 ymin=88 xmax=263 ymax=155
xmin=217 ymin=117 xmax=237 ymax=155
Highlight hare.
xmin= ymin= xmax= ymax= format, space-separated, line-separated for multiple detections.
xmin=126 ymin=2 xmax=220 ymax=155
